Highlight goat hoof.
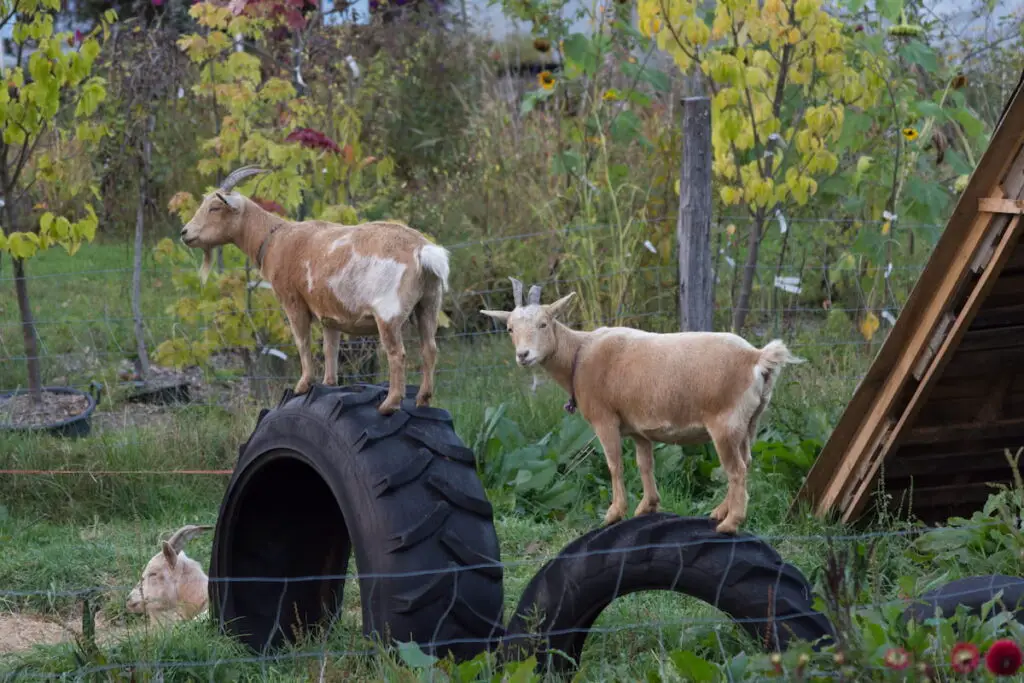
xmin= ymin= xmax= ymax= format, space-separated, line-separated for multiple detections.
xmin=603 ymin=506 xmax=626 ymax=526
xmin=634 ymin=499 xmax=660 ymax=516
xmin=415 ymin=393 xmax=432 ymax=408
xmin=378 ymin=398 xmax=401 ymax=415
xmin=709 ymin=501 xmax=729 ymax=522
xmin=714 ymin=517 xmax=742 ymax=535
xmin=294 ymin=380 xmax=312 ymax=395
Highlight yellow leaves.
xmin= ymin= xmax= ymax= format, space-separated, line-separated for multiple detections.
xmin=794 ymin=0 xmax=819 ymax=21
xmin=787 ymin=27 xmax=801 ymax=44
xmin=682 ymin=17 xmax=710 ymax=46
xmin=720 ymin=186 xmax=743 ymax=205
xmin=859 ymin=311 xmax=880 ymax=341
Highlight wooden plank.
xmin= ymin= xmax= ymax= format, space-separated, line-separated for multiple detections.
xmin=894 ymin=430 xmax=1024 ymax=459
xmin=885 ymin=450 xmax=1017 ymax=477
xmin=897 ymin=482 xmax=1008 ymax=509
xmin=841 ymin=215 xmax=1023 ymax=522
xmin=900 ymin=416 xmax=1024 ymax=446
xmin=979 ymin=197 xmax=1024 ymax=214
xmin=792 ymin=77 xmax=1024 ymax=519
xmin=983 ymin=272 xmax=1024 ymax=299
xmin=1000 ymin=243 xmax=1024 ymax=273
xmin=677 ymin=90 xmax=714 ymax=333
xmin=941 ymin=345 xmax=1024 ymax=380
xmin=971 ymin=303 xmax=1024 ymax=329
xmin=958 ymin=324 xmax=1024 ymax=352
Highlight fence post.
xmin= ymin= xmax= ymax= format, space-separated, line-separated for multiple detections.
xmin=677 ymin=72 xmax=713 ymax=332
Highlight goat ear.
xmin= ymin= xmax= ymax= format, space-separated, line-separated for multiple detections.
xmin=216 ymin=192 xmax=244 ymax=212
xmin=161 ymin=541 xmax=179 ymax=568
xmin=480 ymin=309 xmax=511 ymax=324
xmin=545 ymin=292 xmax=577 ymax=318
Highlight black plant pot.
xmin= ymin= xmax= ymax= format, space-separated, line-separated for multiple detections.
xmin=126 ymin=379 xmax=192 ymax=406
xmin=0 ymin=384 xmax=101 ymax=439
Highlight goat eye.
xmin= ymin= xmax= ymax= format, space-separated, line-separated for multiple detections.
xmin=538 ymin=322 xmax=547 ymax=329
xmin=507 ymin=327 xmax=513 ymax=334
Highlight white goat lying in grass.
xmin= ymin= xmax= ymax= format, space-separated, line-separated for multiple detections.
xmin=126 ymin=524 xmax=213 ymax=625
xmin=481 ymin=278 xmax=803 ymax=534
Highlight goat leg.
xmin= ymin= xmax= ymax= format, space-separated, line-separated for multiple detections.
xmin=322 ymin=326 xmax=340 ymax=386
xmin=632 ymin=436 xmax=661 ymax=516
xmin=593 ymin=421 xmax=628 ymax=525
xmin=414 ymin=291 xmax=441 ymax=407
xmin=375 ymin=314 xmax=406 ymax=414
xmin=285 ymin=303 xmax=315 ymax=395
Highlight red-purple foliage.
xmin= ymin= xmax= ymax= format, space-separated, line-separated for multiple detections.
xmin=251 ymin=197 xmax=286 ymax=215
xmin=285 ymin=127 xmax=342 ymax=154
xmin=227 ymin=0 xmax=316 ymax=29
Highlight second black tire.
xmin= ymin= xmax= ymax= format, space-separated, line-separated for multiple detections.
xmin=502 ymin=513 xmax=834 ymax=674
xmin=208 ymin=383 xmax=506 ymax=662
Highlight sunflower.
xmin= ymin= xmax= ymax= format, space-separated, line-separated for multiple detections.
xmin=602 ymin=89 xmax=620 ymax=101
xmin=538 ymin=70 xmax=556 ymax=90
xmin=901 ymin=127 xmax=919 ymax=141
xmin=533 ymin=37 xmax=551 ymax=53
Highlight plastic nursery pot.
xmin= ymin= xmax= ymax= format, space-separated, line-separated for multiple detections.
xmin=126 ymin=379 xmax=192 ymax=406
xmin=0 ymin=383 xmax=102 ymax=439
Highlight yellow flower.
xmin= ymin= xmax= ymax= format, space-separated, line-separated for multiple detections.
xmin=603 ymin=89 xmax=619 ymax=101
xmin=538 ymin=70 xmax=556 ymax=90
xmin=901 ymin=127 xmax=919 ymax=141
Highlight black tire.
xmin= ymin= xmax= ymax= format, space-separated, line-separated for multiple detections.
xmin=501 ymin=513 xmax=834 ymax=674
xmin=902 ymin=575 xmax=1024 ymax=624
xmin=208 ymin=383 xmax=505 ymax=662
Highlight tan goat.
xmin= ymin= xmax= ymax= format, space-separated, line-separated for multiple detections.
xmin=126 ymin=525 xmax=213 ymax=626
xmin=179 ymin=166 xmax=450 ymax=414
xmin=480 ymin=278 xmax=804 ymax=534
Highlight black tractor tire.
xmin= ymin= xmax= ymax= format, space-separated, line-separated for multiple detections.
xmin=501 ymin=513 xmax=834 ymax=674
xmin=208 ymin=383 xmax=505 ymax=663
xmin=903 ymin=575 xmax=1024 ymax=625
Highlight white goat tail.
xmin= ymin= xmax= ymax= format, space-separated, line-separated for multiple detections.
xmin=418 ymin=244 xmax=451 ymax=293
xmin=756 ymin=339 xmax=805 ymax=376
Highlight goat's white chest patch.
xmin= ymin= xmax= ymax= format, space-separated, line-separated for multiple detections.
xmin=326 ymin=252 xmax=407 ymax=321
xmin=305 ymin=261 xmax=314 ymax=293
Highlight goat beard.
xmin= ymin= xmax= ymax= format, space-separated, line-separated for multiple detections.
xmin=198 ymin=248 xmax=213 ymax=285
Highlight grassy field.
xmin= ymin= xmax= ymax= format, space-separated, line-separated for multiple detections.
xmin=0 ymin=243 xmax=1021 ymax=680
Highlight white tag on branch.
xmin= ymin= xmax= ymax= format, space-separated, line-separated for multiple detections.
xmin=177 ymin=87 xmax=184 ymax=99
xmin=262 ymin=347 xmax=288 ymax=361
xmin=724 ymin=255 xmax=735 ymax=268
xmin=882 ymin=310 xmax=897 ymax=325
xmin=345 ymin=55 xmax=361 ymax=80
xmin=643 ymin=239 xmax=657 ymax=254
xmin=775 ymin=208 xmax=788 ymax=234
xmin=884 ymin=262 xmax=893 ymax=279
xmin=248 ymin=280 xmax=273 ymax=290
xmin=773 ymin=276 xmax=802 ymax=294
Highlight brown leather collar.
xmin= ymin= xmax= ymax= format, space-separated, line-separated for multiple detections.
xmin=564 ymin=344 xmax=582 ymax=414
xmin=255 ymin=225 xmax=281 ymax=269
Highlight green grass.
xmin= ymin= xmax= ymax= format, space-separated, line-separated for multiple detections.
xmin=1 ymin=243 xmax=1010 ymax=681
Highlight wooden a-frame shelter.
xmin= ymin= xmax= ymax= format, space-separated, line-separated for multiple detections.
xmin=792 ymin=69 xmax=1024 ymax=525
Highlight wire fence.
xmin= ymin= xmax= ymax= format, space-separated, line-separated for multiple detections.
xmin=0 ymin=519 xmax=1021 ymax=679
xmin=6 ymin=214 xmax=1015 ymax=679
xmin=0 ymin=215 xmax=943 ymax=418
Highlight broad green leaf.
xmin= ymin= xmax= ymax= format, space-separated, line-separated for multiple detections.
xmin=396 ymin=640 xmax=438 ymax=669
xmin=669 ymin=650 xmax=719 ymax=682
xmin=552 ymin=150 xmax=582 ymax=176
xmin=621 ymin=59 xmax=670 ymax=93
xmin=913 ymin=100 xmax=945 ymax=121
xmin=950 ymin=107 xmax=985 ymax=139
xmin=898 ymin=40 xmax=938 ymax=74
xmin=562 ymin=33 xmax=599 ymax=75
xmin=944 ymin=149 xmax=974 ymax=176
xmin=610 ymin=110 xmax=642 ymax=145
xmin=877 ymin=0 xmax=903 ymax=21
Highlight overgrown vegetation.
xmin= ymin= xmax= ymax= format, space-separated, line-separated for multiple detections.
xmin=1 ymin=0 xmax=1024 ymax=677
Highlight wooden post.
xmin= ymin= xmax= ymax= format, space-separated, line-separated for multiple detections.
xmin=677 ymin=73 xmax=714 ymax=332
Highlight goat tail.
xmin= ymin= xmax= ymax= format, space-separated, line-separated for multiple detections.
xmin=757 ymin=338 xmax=805 ymax=378
xmin=418 ymin=243 xmax=451 ymax=293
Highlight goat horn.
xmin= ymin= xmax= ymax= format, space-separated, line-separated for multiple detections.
xmin=165 ymin=524 xmax=214 ymax=553
xmin=218 ymin=165 xmax=267 ymax=193
xmin=508 ymin=276 xmax=524 ymax=307
xmin=527 ymin=284 xmax=542 ymax=306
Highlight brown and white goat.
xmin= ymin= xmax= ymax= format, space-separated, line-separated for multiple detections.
xmin=480 ymin=278 xmax=804 ymax=534
xmin=126 ymin=524 xmax=212 ymax=625
xmin=179 ymin=166 xmax=450 ymax=414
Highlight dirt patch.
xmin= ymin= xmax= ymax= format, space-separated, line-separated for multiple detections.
xmin=0 ymin=391 xmax=90 ymax=429
xmin=0 ymin=611 xmax=122 ymax=655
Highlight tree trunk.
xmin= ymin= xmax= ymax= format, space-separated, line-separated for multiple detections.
xmin=132 ymin=115 xmax=154 ymax=381
xmin=12 ymin=256 xmax=42 ymax=402
xmin=731 ymin=210 xmax=765 ymax=333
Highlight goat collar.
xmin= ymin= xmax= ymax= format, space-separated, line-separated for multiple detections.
xmin=255 ymin=224 xmax=281 ymax=269
xmin=564 ymin=344 xmax=583 ymax=414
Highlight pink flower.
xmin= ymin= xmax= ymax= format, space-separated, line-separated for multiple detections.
xmin=884 ymin=647 xmax=911 ymax=670
xmin=951 ymin=642 xmax=980 ymax=674
xmin=985 ymin=639 xmax=1022 ymax=676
